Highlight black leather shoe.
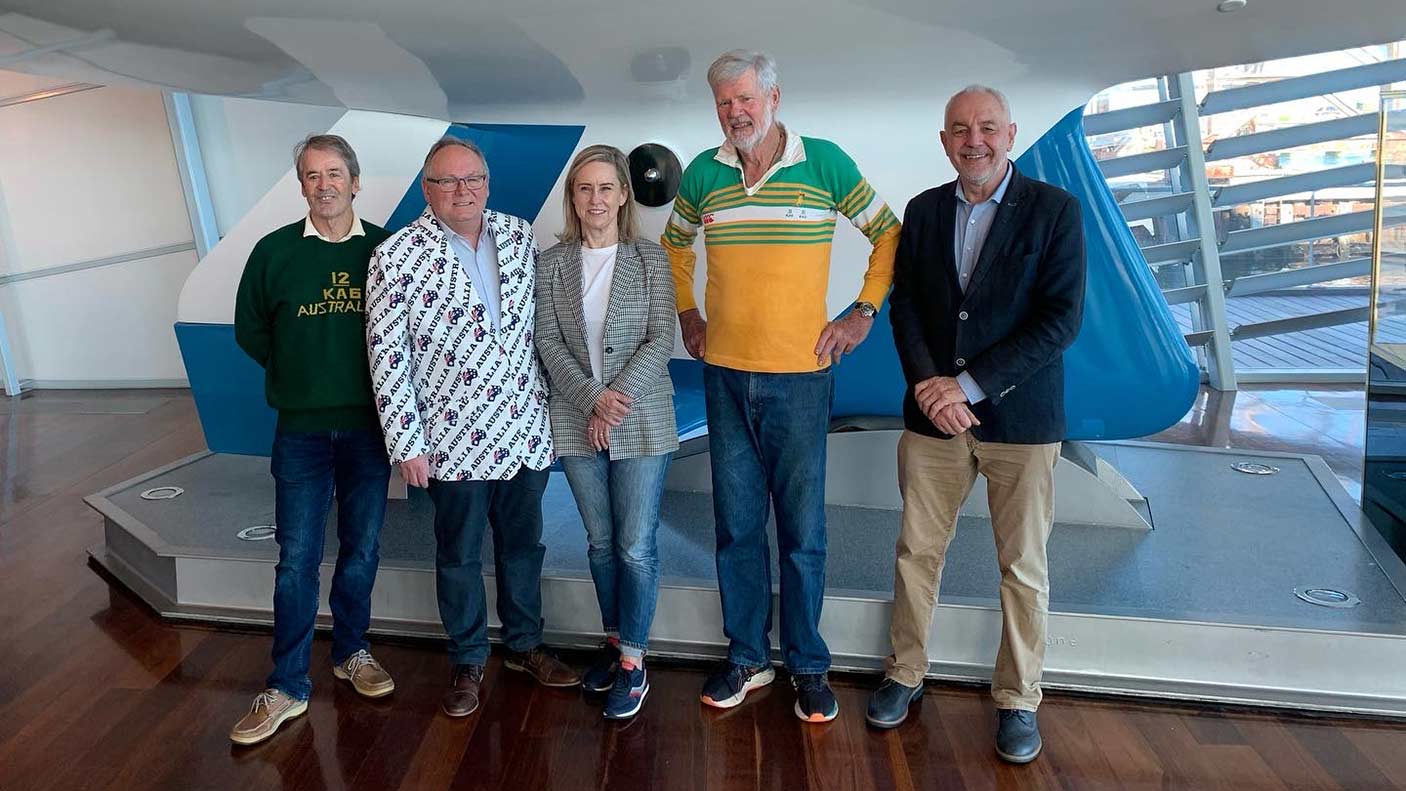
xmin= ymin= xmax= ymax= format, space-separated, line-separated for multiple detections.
xmin=995 ymin=708 xmax=1042 ymax=763
xmin=865 ymin=678 xmax=923 ymax=728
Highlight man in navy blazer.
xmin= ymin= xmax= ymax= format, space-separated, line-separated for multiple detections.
xmin=866 ymin=85 xmax=1085 ymax=764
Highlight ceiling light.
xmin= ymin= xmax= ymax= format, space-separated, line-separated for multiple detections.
xmin=1217 ymin=0 xmax=1247 ymax=11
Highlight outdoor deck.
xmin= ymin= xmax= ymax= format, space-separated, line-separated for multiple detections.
xmin=1173 ymin=289 xmax=1371 ymax=371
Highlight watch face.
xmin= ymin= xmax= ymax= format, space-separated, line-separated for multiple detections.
xmin=856 ymin=302 xmax=876 ymax=317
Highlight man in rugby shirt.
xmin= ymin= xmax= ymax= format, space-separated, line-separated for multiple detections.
xmin=662 ymin=49 xmax=901 ymax=723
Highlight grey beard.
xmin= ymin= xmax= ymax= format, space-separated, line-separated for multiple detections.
xmin=731 ymin=121 xmax=770 ymax=153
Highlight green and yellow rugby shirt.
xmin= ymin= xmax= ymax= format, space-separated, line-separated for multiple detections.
xmin=662 ymin=127 xmax=900 ymax=372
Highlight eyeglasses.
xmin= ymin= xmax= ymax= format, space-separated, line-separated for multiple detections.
xmin=425 ymin=173 xmax=488 ymax=192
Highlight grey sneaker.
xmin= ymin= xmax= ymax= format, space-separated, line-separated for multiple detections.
xmin=229 ymin=689 xmax=308 ymax=746
xmin=333 ymin=649 xmax=395 ymax=698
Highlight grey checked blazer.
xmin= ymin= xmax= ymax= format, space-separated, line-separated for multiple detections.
xmin=534 ymin=238 xmax=678 ymax=459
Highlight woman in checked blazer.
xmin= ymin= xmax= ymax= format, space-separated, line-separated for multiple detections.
xmin=534 ymin=144 xmax=678 ymax=720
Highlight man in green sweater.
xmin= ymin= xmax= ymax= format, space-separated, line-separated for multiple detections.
xmin=229 ymin=134 xmax=395 ymax=746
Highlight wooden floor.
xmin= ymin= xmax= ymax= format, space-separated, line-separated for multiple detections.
xmin=3 ymin=388 xmax=1405 ymax=790
xmin=1145 ymin=383 xmax=1366 ymax=501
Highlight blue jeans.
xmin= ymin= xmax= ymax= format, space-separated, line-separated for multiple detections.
xmin=426 ymin=466 xmax=549 ymax=666
xmin=560 ymin=451 xmax=672 ymax=657
xmin=704 ymin=364 xmax=834 ymax=674
xmin=267 ymin=428 xmax=391 ymax=700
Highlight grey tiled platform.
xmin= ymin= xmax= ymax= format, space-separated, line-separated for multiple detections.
xmin=102 ymin=443 xmax=1406 ymax=634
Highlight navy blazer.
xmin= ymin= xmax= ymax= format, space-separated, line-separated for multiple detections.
xmin=889 ymin=165 xmax=1086 ymax=444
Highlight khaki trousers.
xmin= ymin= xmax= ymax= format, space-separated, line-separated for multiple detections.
xmin=884 ymin=429 xmax=1060 ymax=710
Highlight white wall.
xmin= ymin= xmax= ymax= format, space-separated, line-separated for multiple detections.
xmin=188 ymin=95 xmax=345 ymax=237
xmin=0 ymin=78 xmax=196 ymax=387
xmin=3 ymin=251 xmax=196 ymax=383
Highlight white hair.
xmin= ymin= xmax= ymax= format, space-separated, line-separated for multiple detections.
xmin=707 ymin=50 xmax=779 ymax=93
xmin=946 ymin=84 xmax=1011 ymax=123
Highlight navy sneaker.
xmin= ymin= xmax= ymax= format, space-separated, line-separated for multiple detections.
xmin=604 ymin=665 xmax=649 ymax=719
xmin=866 ymin=678 xmax=923 ymax=728
xmin=792 ymin=673 xmax=839 ymax=723
xmin=582 ymin=641 xmax=621 ymax=693
xmin=996 ymin=709 xmax=1042 ymax=763
xmin=700 ymin=662 xmax=776 ymax=708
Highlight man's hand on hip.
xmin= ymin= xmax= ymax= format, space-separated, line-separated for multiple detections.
xmin=679 ymin=309 xmax=706 ymax=360
xmin=815 ymin=311 xmax=874 ymax=367
xmin=400 ymin=454 xmax=430 ymax=488
xmin=930 ymin=402 xmax=981 ymax=436
xmin=914 ymin=376 xmax=967 ymax=414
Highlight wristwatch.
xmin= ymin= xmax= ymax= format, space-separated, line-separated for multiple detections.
xmin=853 ymin=301 xmax=877 ymax=319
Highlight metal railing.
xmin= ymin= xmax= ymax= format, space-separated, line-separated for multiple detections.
xmin=1083 ymin=56 xmax=1406 ymax=387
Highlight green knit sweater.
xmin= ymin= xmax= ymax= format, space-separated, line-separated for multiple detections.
xmin=234 ymin=219 xmax=391 ymax=432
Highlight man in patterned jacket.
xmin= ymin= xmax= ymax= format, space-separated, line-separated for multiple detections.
xmin=366 ymin=137 xmax=580 ymax=718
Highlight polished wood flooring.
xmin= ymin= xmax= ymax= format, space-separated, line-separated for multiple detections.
xmin=1145 ymin=385 xmax=1366 ymax=500
xmin=2 ymin=387 xmax=1404 ymax=791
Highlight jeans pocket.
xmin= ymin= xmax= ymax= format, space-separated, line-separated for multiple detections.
xmin=272 ymin=431 xmax=330 ymax=482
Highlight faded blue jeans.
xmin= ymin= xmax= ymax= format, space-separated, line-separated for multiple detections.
xmin=704 ymin=364 xmax=834 ymax=675
xmin=267 ymin=428 xmax=390 ymax=700
xmin=560 ymin=451 xmax=672 ymax=657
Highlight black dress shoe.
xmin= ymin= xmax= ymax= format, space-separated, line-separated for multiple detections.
xmin=866 ymin=678 xmax=923 ymax=728
xmin=996 ymin=708 xmax=1042 ymax=763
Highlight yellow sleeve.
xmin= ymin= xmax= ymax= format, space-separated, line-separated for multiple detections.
xmin=857 ymin=222 xmax=900 ymax=308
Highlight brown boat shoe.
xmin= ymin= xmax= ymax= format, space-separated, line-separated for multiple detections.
xmin=504 ymin=645 xmax=581 ymax=687
xmin=229 ymin=688 xmax=308 ymax=746
xmin=333 ymin=649 xmax=395 ymax=698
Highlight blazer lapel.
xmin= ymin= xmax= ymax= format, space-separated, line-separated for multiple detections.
xmin=962 ymin=168 xmax=1027 ymax=298
xmin=413 ymin=213 xmax=457 ymax=307
xmin=561 ymin=243 xmax=589 ymax=353
xmin=602 ymin=241 xmax=641 ymax=336
xmin=484 ymin=212 xmax=512 ymax=325
xmin=935 ymin=185 xmax=962 ymax=295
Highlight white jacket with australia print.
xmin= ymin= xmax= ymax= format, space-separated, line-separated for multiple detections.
xmin=366 ymin=208 xmax=553 ymax=481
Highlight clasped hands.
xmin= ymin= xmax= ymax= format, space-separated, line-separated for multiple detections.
xmin=587 ymin=388 xmax=632 ymax=451
xmin=915 ymin=375 xmax=981 ymax=436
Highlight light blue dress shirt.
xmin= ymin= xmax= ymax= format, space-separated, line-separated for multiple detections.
xmin=445 ymin=222 xmax=501 ymax=331
xmin=951 ymin=163 xmax=1014 ymax=405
